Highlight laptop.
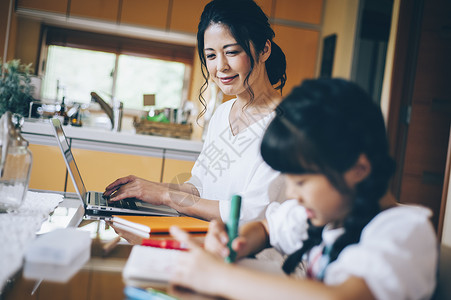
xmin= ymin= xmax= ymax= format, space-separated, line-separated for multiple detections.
xmin=50 ymin=118 xmax=180 ymax=217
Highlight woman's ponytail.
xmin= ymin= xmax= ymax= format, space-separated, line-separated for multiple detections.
xmin=266 ymin=41 xmax=286 ymax=91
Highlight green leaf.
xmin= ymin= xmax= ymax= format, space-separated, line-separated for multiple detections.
xmin=0 ymin=58 xmax=33 ymax=117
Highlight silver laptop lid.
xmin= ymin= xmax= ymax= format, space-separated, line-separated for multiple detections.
xmin=50 ymin=118 xmax=88 ymax=204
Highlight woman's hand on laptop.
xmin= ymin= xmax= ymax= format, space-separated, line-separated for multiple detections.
xmin=103 ymin=175 xmax=167 ymax=206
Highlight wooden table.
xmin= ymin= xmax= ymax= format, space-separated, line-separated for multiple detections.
xmin=1 ymin=192 xmax=215 ymax=300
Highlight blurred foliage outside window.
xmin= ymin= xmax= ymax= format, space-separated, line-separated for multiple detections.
xmin=42 ymin=46 xmax=186 ymax=110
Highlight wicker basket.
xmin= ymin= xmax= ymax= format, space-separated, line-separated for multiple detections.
xmin=133 ymin=117 xmax=193 ymax=139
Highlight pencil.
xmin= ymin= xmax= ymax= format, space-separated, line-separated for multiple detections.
xmin=103 ymin=236 xmax=121 ymax=256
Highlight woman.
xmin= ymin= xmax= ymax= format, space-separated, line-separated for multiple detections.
xmin=104 ymin=0 xmax=287 ymax=223
xmin=169 ymin=78 xmax=438 ymax=300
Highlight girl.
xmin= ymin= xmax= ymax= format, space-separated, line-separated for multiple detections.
xmin=104 ymin=0 xmax=287 ymax=223
xmin=170 ymin=78 xmax=438 ymax=299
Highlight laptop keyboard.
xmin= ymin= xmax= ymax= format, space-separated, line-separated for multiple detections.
xmin=94 ymin=193 xmax=138 ymax=210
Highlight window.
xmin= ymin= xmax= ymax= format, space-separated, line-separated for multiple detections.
xmin=40 ymin=26 xmax=194 ymax=111
xmin=115 ymin=54 xmax=186 ymax=109
xmin=42 ymin=46 xmax=115 ymax=104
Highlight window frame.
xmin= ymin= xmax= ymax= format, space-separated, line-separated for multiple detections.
xmin=37 ymin=25 xmax=195 ymax=114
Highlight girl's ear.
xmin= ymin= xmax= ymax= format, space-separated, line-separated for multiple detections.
xmin=346 ymin=154 xmax=372 ymax=187
xmin=259 ymin=40 xmax=272 ymax=63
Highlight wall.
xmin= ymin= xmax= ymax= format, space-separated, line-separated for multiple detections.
xmin=14 ymin=17 xmax=41 ymax=68
xmin=319 ymin=0 xmax=359 ymax=79
xmin=380 ymin=0 xmax=400 ymax=123
xmin=187 ymin=52 xmax=205 ymax=140
xmin=0 ymin=0 xmax=9 ymax=60
xmin=319 ymin=0 xmax=400 ymax=123
xmin=0 ymin=0 xmax=17 ymax=62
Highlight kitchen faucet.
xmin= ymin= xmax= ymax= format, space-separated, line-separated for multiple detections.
xmin=90 ymin=92 xmax=123 ymax=131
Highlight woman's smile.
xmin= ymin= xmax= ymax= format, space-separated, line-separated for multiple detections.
xmin=204 ymin=24 xmax=253 ymax=96
xmin=219 ymin=75 xmax=238 ymax=84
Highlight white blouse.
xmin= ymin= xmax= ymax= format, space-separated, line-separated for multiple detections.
xmin=187 ymin=99 xmax=285 ymax=224
xmin=266 ymin=199 xmax=438 ymax=300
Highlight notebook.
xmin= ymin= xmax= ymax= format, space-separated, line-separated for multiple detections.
xmin=50 ymin=118 xmax=179 ymax=217
xmin=112 ymin=215 xmax=209 ymax=233
xmin=123 ymin=245 xmax=285 ymax=287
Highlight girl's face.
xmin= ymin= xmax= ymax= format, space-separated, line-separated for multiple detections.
xmin=284 ymin=173 xmax=353 ymax=227
xmin=204 ymin=23 xmax=265 ymax=97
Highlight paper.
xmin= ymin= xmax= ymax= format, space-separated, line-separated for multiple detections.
xmin=123 ymin=245 xmax=180 ymax=286
xmin=122 ymin=245 xmax=285 ymax=287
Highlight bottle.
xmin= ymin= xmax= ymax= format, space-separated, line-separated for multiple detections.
xmin=55 ymin=97 xmax=69 ymax=125
xmin=0 ymin=112 xmax=33 ymax=212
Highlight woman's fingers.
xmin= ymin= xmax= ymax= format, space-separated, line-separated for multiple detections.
xmin=107 ymin=185 xmax=133 ymax=201
xmin=107 ymin=177 xmax=146 ymax=201
xmin=104 ymin=175 xmax=134 ymax=195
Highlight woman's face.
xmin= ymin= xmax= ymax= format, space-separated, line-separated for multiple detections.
xmin=204 ymin=23 xmax=261 ymax=97
xmin=284 ymin=173 xmax=353 ymax=227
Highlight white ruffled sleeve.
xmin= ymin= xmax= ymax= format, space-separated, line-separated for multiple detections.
xmin=324 ymin=206 xmax=438 ymax=300
xmin=266 ymin=199 xmax=309 ymax=255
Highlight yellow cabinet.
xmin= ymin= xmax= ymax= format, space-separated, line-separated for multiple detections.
xmin=168 ymin=0 xmax=274 ymax=33
xmin=66 ymin=148 xmax=163 ymax=193
xmin=255 ymin=0 xmax=274 ymax=17
xmin=17 ymin=0 xmax=68 ymax=14
xmin=28 ymin=144 xmax=67 ymax=191
xmin=69 ymin=0 xmax=120 ymax=22
xmin=120 ymin=0 xmax=169 ymax=29
xmin=169 ymin=0 xmax=210 ymax=33
xmin=161 ymin=150 xmax=197 ymax=184
xmin=274 ymin=0 xmax=323 ymax=25
xmin=28 ymin=144 xmax=164 ymax=193
xmin=162 ymin=159 xmax=195 ymax=184
xmin=273 ymin=24 xmax=320 ymax=94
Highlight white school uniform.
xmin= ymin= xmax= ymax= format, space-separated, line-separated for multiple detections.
xmin=266 ymin=199 xmax=438 ymax=300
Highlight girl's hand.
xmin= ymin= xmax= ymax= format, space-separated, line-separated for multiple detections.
xmin=203 ymin=219 xmax=248 ymax=259
xmin=169 ymin=226 xmax=229 ymax=296
xmin=203 ymin=219 xmax=229 ymax=257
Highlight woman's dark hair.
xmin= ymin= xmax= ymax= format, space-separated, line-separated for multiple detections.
xmin=196 ymin=0 xmax=287 ymax=119
xmin=261 ymin=78 xmax=396 ymax=275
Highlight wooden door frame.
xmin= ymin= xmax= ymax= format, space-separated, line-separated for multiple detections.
xmin=438 ymin=128 xmax=451 ymax=241
xmin=386 ymin=0 xmax=424 ymax=199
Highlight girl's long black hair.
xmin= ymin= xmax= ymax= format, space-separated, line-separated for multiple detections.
xmin=196 ymin=0 xmax=287 ymax=120
xmin=261 ymin=78 xmax=396 ymax=274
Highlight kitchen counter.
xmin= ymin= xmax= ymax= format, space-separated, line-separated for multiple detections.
xmin=22 ymin=118 xmax=203 ymax=160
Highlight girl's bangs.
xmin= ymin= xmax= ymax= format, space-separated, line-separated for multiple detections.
xmin=261 ymin=118 xmax=320 ymax=175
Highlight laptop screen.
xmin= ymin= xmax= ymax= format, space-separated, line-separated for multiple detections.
xmin=51 ymin=118 xmax=88 ymax=203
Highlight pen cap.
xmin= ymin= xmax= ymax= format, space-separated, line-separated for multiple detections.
xmin=225 ymin=195 xmax=241 ymax=263
xmin=228 ymin=195 xmax=242 ymax=222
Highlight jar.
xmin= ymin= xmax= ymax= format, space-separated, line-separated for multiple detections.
xmin=0 ymin=112 xmax=33 ymax=212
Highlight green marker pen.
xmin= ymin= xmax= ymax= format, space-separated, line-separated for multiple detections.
xmin=225 ymin=194 xmax=241 ymax=263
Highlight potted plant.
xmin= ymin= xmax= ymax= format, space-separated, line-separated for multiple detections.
xmin=0 ymin=59 xmax=34 ymax=117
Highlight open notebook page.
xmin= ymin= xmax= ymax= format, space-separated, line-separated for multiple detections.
xmin=123 ymin=245 xmax=285 ymax=287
